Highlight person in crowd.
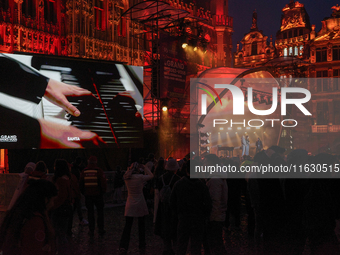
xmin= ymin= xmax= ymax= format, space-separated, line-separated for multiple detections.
xmin=255 ymin=137 xmax=263 ymax=154
xmin=144 ymin=155 xmax=156 ymax=207
xmin=225 ymin=158 xmax=243 ymax=232
xmin=237 ymin=156 xmax=256 ymax=237
xmin=245 ymin=135 xmax=250 ymax=156
xmin=204 ymin=154 xmax=228 ymax=255
xmin=67 ymin=167 xmax=84 ymax=236
xmin=79 ymin=156 xmax=107 ymax=237
xmin=154 ymin=158 xmax=181 ymax=255
xmin=303 ymin=153 xmax=340 ymax=254
xmin=241 ymin=134 xmax=247 ymax=157
xmin=71 ymin=156 xmax=85 ymax=181
xmin=69 ymin=156 xmax=88 ymax=227
xmin=0 ymin=179 xmax=58 ymax=255
xmin=176 ymin=159 xmax=188 ymax=178
xmin=145 ymin=153 xmax=157 ymax=173
xmin=51 ymin=159 xmax=73 ymax=253
xmin=170 ymin=160 xmax=212 ymax=255
xmin=113 ymin=166 xmax=125 ymax=204
xmin=153 ymin=157 xmax=165 ymax=223
xmin=7 ymin=162 xmax=36 ymax=211
xmin=253 ymin=146 xmax=286 ymax=253
xmin=283 ymin=149 xmax=311 ymax=254
xmin=29 ymin=161 xmax=48 ymax=180
xmin=119 ymin=162 xmax=153 ymax=255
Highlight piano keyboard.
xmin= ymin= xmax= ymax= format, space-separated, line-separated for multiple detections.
xmin=31 ymin=56 xmax=143 ymax=148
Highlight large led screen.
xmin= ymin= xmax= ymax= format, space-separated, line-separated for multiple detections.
xmin=0 ymin=53 xmax=143 ymax=149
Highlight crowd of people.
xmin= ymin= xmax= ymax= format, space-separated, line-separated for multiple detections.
xmin=1 ymin=148 xmax=340 ymax=255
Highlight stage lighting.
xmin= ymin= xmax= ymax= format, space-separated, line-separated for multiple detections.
xmin=200 ymin=139 xmax=208 ymax=145
xmin=194 ymin=46 xmax=198 ymax=51
xmin=200 ymin=132 xmax=209 ymax=137
xmin=161 ymin=98 xmax=170 ymax=112
xmin=182 ymin=43 xmax=188 ymax=49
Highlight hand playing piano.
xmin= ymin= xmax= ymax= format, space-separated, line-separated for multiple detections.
xmin=38 ymin=119 xmax=106 ymax=148
xmin=44 ymin=79 xmax=95 ymax=117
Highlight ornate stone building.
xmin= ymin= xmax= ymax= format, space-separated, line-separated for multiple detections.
xmin=308 ymin=5 xmax=340 ymax=153
xmin=0 ymin=0 xmax=233 ymax=68
xmin=234 ymin=10 xmax=275 ymax=68
xmin=235 ymin=0 xmax=340 ymax=154
xmin=275 ymin=0 xmax=311 ymax=59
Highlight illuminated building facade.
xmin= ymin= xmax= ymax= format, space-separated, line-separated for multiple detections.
xmin=234 ymin=10 xmax=275 ymax=68
xmin=0 ymin=0 xmax=233 ymax=67
xmin=235 ymin=0 xmax=340 ymax=154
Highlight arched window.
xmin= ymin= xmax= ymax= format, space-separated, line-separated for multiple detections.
xmin=294 ymin=46 xmax=298 ymax=56
xmin=22 ymin=0 xmax=36 ymax=18
xmin=299 ymin=45 xmax=303 ymax=55
xmin=289 ymin=47 xmax=293 ymax=56
xmin=95 ymin=0 xmax=105 ymax=30
xmin=283 ymin=48 xmax=288 ymax=56
xmin=251 ymin=41 xmax=257 ymax=56
xmin=44 ymin=0 xmax=57 ymax=23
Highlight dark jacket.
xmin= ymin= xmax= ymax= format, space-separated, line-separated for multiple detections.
xmin=170 ymin=176 xmax=212 ymax=220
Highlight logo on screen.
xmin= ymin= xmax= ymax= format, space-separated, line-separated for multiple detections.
xmin=200 ymin=84 xmax=311 ymax=116
xmin=0 ymin=135 xmax=17 ymax=142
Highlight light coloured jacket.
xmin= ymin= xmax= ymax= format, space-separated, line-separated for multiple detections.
xmin=124 ymin=167 xmax=153 ymax=217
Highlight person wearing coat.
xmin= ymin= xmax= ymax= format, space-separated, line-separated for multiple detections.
xmin=119 ymin=162 xmax=154 ymax=255
xmin=79 ymin=156 xmax=107 ymax=236
xmin=241 ymin=134 xmax=247 ymax=156
xmin=154 ymin=158 xmax=181 ymax=255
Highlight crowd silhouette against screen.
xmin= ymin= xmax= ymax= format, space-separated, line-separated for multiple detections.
xmin=1 ymin=148 xmax=340 ymax=255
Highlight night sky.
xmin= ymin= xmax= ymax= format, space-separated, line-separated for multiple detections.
xmin=229 ymin=0 xmax=340 ymax=51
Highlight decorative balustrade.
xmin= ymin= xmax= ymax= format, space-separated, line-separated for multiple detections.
xmin=311 ymin=125 xmax=340 ymax=133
